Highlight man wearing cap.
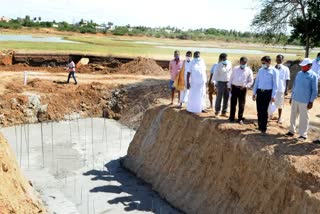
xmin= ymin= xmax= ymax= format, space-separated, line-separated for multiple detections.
xmin=186 ymin=51 xmax=207 ymax=114
xmin=228 ymin=57 xmax=253 ymax=124
xmin=285 ymin=58 xmax=318 ymax=140
xmin=252 ymin=56 xmax=278 ymax=133
xmin=213 ymin=53 xmax=232 ymax=117
xmin=169 ymin=50 xmax=182 ymax=105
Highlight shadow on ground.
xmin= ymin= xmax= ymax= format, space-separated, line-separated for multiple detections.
xmin=83 ymin=159 xmax=182 ymax=214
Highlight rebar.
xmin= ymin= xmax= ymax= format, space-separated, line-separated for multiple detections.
xmin=40 ymin=122 xmax=45 ymax=168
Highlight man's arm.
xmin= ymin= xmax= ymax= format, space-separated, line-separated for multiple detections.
xmin=310 ymin=75 xmax=318 ymax=103
xmin=253 ymin=70 xmax=259 ymax=96
xmin=247 ymin=69 xmax=254 ymax=88
xmin=271 ymin=69 xmax=279 ymax=100
xmin=227 ymin=68 xmax=235 ymax=89
xmin=285 ymin=68 xmax=290 ymax=95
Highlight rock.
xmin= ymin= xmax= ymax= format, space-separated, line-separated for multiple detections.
xmin=2 ymin=163 xmax=8 ymax=172
xmin=0 ymin=50 xmax=14 ymax=65
xmin=64 ymin=112 xmax=81 ymax=120
xmin=76 ymin=58 xmax=89 ymax=68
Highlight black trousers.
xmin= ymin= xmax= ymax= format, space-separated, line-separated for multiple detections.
xmin=229 ymin=85 xmax=247 ymax=121
xmin=67 ymin=71 xmax=77 ymax=83
xmin=256 ymin=89 xmax=272 ymax=132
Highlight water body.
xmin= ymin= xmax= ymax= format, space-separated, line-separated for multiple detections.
xmin=0 ymin=34 xmax=80 ymax=43
xmin=156 ymin=45 xmax=297 ymax=56
xmin=1 ymin=118 xmax=180 ymax=214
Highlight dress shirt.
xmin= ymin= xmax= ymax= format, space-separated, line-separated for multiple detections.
xmin=169 ymin=59 xmax=182 ymax=81
xmin=292 ymin=70 xmax=318 ymax=103
xmin=213 ymin=61 xmax=232 ymax=82
xmin=311 ymin=59 xmax=320 ymax=78
xmin=275 ymin=64 xmax=290 ymax=93
xmin=253 ymin=66 xmax=278 ymax=98
xmin=228 ymin=66 xmax=253 ymax=88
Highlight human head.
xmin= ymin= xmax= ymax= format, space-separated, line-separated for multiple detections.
xmin=261 ymin=56 xmax=271 ymax=68
xmin=194 ymin=51 xmax=200 ymax=58
xmin=219 ymin=53 xmax=227 ymax=62
xmin=299 ymin=58 xmax=313 ymax=72
xmin=174 ymin=50 xmax=180 ymax=60
xmin=186 ymin=51 xmax=192 ymax=58
xmin=276 ymin=54 xmax=284 ymax=64
xmin=239 ymin=57 xmax=248 ymax=69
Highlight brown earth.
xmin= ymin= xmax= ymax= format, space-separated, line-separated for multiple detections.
xmin=0 ymin=133 xmax=45 ymax=214
xmin=123 ymin=105 xmax=320 ymax=214
xmin=117 ymin=57 xmax=165 ymax=75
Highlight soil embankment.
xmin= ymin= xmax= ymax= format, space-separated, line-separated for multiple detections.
xmin=0 ymin=133 xmax=45 ymax=213
xmin=124 ymin=106 xmax=320 ymax=214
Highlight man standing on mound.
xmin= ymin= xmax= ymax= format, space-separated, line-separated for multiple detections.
xmin=187 ymin=51 xmax=207 ymax=114
xmin=285 ymin=58 xmax=318 ymax=141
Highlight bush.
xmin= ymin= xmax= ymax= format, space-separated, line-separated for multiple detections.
xmin=113 ymin=26 xmax=129 ymax=36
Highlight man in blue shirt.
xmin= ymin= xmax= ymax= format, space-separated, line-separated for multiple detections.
xmin=286 ymin=58 xmax=318 ymax=140
xmin=252 ymin=56 xmax=278 ymax=133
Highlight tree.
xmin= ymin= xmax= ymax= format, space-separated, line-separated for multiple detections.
xmin=252 ymin=0 xmax=320 ymax=57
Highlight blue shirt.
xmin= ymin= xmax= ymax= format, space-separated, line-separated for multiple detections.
xmin=253 ymin=66 xmax=278 ymax=98
xmin=292 ymin=70 xmax=318 ymax=103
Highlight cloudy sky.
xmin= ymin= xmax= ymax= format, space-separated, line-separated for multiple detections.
xmin=1 ymin=0 xmax=258 ymax=31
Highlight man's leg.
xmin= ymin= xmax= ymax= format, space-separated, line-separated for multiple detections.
xmin=215 ymin=82 xmax=223 ymax=114
xmin=208 ymin=92 xmax=213 ymax=109
xmin=71 ymin=72 xmax=77 ymax=84
xmin=171 ymin=88 xmax=175 ymax=104
xmin=260 ymin=91 xmax=272 ymax=132
xmin=177 ymin=91 xmax=180 ymax=103
xmin=222 ymin=83 xmax=229 ymax=114
xmin=298 ymin=102 xmax=309 ymax=138
xmin=238 ymin=88 xmax=247 ymax=121
xmin=229 ymin=86 xmax=238 ymax=121
xmin=289 ymin=100 xmax=299 ymax=134
xmin=67 ymin=72 xmax=72 ymax=83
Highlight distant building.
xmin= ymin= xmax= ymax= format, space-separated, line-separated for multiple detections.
xmin=52 ymin=24 xmax=59 ymax=28
xmin=0 ymin=16 xmax=11 ymax=22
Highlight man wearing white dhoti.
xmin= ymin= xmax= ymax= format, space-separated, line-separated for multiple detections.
xmin=186 ymin=51 xmax=207 ymax=114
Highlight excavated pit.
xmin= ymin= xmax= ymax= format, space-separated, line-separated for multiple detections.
xmin=124 ymin=105 xmax=320 ymax=214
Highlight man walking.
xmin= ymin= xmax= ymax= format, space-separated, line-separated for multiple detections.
xmin=66 ymin=58 xmax=77 ymax=85
xmin=311 ymin=52 xmax=320 ymax=78
xmin=169 ymin=50 xmax=182 ymax=105
xmin=253 ymin=56 xmax=278 ymax=133
xmin=228 ymin=57 xmax=253 ymax=124
xmin=274 ymin=55 xmax=290 ymax=123
xmin=285 ymin=58 xmax=318 ymax=140
xmin=213 ymin=53 xmax=232 ymax=117
xmin=186 ymin=51 xmax=207 ymax=114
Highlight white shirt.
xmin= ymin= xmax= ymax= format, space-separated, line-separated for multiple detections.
xmin=189 ymin=58 xmax=207 ymax=85
xmin=184 ymin=60 xmax=192 ymax=83
xmin=228 ymin=66 xmax=253 ymax=88
xmin=67 ymin=61 xmax=76 ymax=72
xmin=275 ymin=64 xmax=290 ymax=93
xmin=311 ymin=59 xmax=320 ymax=78
xmin=213 ymin=61 xmax=232 ymax=82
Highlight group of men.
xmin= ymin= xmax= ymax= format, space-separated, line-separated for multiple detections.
xmin=169 ymin=50 xmax=319 ymax=142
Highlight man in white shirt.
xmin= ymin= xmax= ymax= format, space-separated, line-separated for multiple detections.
xmin=274 ymin=54 xmax=290 ymax=123
xmin=227 ymin=57 xmax=253 ymax=124
xmin=186 ymin=51 xmax=207 ymax=114
xmin=66 ymin=58 xmax=77 ymax=85
xmin=311 ymin=52 xmax=320 ymax=78
xmin=213 ymin=53 xmax=232 ymax=117
xmin=208 ymin=54 xmax=223 ymax=109
xmin=178 ymin=51 xmax=193 ymax=107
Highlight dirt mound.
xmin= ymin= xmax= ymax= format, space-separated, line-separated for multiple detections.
xmin=118 ymin=57 xmax=165 ymax=75
xmin=0 ymin=50 xmax=14 ymax=65
xmin=124 ymin=106 xmax=320 ymax=214
xmin=0 ymin=133 xmax=45 ymax=213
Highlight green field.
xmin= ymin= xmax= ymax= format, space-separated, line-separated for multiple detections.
xmin=0 ymin=32 xmax=318 ymax=66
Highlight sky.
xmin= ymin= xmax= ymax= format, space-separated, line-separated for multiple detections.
xmin=0 ymin=0 xmax=259 ymax=32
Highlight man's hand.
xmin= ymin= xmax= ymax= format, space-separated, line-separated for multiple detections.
xmin=252 ymin=95 xmax=256 ymax=101
xmin=187 ymin=83 xmax=191 ymax=89
xmin=289 ymin=98 xmax=292 ymax=105
xmin=271 ymin=97 xmax=275 ymax=103
xmin=284 ymin=91 xmax=288 ymax=96
xmin=307 ymin=102 xmax=313 ymax=110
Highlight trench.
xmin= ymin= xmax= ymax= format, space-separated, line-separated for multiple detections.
xmin=0 ymin=118 xmax=180 ymax=214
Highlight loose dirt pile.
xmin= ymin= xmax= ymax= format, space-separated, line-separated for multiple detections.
xmin=124 ymin=106 xmax=320 ymax=214
xmin=0 ymin=50 xmax=14 ymax=66
xmin=0 ymin=133 xmax=45 ymax=213
xmin=117 ymin=57 xmax=165 ymax=75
